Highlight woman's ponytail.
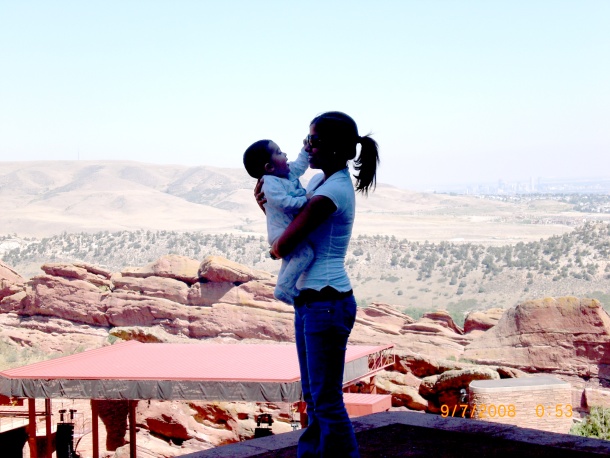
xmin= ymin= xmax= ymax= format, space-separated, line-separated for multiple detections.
xmin=353 ymin=135 xmax=379 ymax=195
xmin=311 ymin=111 xmax=380 ymax=195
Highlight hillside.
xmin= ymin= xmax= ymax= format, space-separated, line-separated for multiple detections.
xmin=3 ymin=222 xmax=610 ymax=325
xmin=3 ymin=160 xmax=610 ymax=324
xmin=0 ymin=160 xmax=600 ymax=243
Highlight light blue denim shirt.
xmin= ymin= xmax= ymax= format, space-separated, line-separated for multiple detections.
xmin=296 ymin=167 xmax=355 ymax=292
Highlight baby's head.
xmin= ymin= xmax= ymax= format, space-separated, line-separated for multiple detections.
xmin=243 ymin=140 xmax=290 ymax=179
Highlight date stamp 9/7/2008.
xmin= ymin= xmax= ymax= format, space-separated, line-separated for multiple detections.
xmin=440 ymin=403 xmax=573 ymax=419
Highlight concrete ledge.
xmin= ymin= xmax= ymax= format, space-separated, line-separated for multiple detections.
xmin=470 ymin=375 xmax=570 ymax=392
xmin=179 ymin=410 xmax=610 ymax=457
xmin=179 ymin=429 xmax=304 ymax=457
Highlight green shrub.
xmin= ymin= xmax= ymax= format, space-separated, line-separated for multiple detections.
xmin=571 ymin=406 xmax=610 ymax=440
xmin=402 ymin=307 xmax=426 ymax=321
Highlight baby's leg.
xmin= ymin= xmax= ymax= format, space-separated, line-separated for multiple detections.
xmin=274 ymin=242 xmax=314 ymax=305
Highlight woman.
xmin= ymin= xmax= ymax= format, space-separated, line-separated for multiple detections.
xmin=261 ymin=111 xmax=379 ymax=457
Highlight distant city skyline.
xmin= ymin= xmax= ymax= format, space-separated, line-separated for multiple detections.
xmin=432 ymin=175 xmax=610 ymax=195
xmin=1 ymin=1 xmax=608 ymax=191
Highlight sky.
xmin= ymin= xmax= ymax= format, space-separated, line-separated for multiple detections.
xmin=1 ymin=0 xmax=609 ymax=191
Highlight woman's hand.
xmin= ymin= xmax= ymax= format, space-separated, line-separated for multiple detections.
xmin=254 ymin=178 xmax=266 ymax=214
xmin=274 ymin=195 xmax=336 ymax=258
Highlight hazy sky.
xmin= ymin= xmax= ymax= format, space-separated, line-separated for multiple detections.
xmin=1 ymin=1 xmax=608 ymax=190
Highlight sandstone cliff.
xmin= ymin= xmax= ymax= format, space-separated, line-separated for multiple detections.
xmin=463 ymin=296 xmax=610 ymax=383
xmin=3 ymin=256 xmax=610 ymax=457
xmin=0 ymin=255 xmax=471 ymax=361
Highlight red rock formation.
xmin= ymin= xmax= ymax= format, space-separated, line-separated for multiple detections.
xmin=0 ymin=255 xmax=478 ymax=455
xmin=464 ymin=308 xmax=504 ymax=334
xmin=2 ymin=255 xmax=296 ymax=343
xmin=0 ymin=260 xmax=24 ymax=284
xmin=464 ymin=297 xmax=610 ymax=382
xmin=421 ymin=310 xmax=464 ymax=335
xmin=399 ymin=311 xmax=470 ymax=347
xmin=373 ymin=372 xmax=428 ymax=411
xmin=0 ymin=260 xmax=25 ymax=302
xmin=198 ymin=255 xmax=271 ymax=283
xmin=4 ymin=256 xmax=607 ymax=456
xmin=22 ymin=274 xmax=111 ymax=326
xmin=97 ymin=400 xmax=130 ymax=451
xmin=584 ymin=387 xmax=610 ymax=411
xmin=419 ymin=367 xmax=500 ymax=411
xmin=392 ymin=350 xmax=466 ymax=378
xmin=137 ymin=400 xmax=192 ymax=442
xmin=41 ymin=263 xmax=112 ymax=288
xmin=1 ymin=256 xmax=471 ymax=359
xmin=112 ymin=274 xmax=191 ymax=304
xmin=357 ymin=302 xmax=415 ymax=335
xmin=122 ymin=255 xmax=200 ymax=284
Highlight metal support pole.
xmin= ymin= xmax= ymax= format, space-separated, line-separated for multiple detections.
xmin=91 ymin=400 xmax=99 ymax=458
xmin=129 ymin=400 xmax=137 ymax=458
xmin=45 ymin=399 xmax=52 ymax=458
xmin=28 ymin=398 xmax=37 ymax=458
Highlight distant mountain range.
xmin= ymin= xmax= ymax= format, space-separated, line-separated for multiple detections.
xmin=3 ymin=160 xmax=606 ymax=243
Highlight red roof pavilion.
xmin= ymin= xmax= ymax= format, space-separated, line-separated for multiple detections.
xmin=0 ymin=341 xmax=394 ymax=458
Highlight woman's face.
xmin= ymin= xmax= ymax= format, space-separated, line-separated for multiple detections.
xmin=304 ymin=124 xmax=328 ymax=170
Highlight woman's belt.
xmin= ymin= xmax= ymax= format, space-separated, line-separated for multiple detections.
xmin=294 ymin=286 xmax=353 ymax=306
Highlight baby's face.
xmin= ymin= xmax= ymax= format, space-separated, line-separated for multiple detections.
xmin=267 ymin=142 xmax=290 ymax=178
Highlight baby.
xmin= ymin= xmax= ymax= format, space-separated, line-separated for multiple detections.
xmin=243 ymin=139 xmax=313 ymax=305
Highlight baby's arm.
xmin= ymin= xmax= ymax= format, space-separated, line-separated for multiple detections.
xmin=288 ymin=147 xmax=309 ymax=178
xmin=263 ymin=177 xmax=307 ymax=214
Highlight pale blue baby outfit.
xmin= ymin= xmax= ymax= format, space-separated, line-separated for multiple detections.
xmin=262 ymin=148 xmax=314 ymax=304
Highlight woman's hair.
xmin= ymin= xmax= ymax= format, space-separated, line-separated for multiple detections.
xmin=310 ymin=111 xmax=379 ymax=194
xmin=243 ymin=139 xmax=272 ymax=179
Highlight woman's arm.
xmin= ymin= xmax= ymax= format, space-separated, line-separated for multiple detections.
xmin=270 ymin=195 xmax=337 ymax=258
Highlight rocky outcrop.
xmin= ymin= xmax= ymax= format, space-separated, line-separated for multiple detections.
xmin=122 ymin=255 xmax=200 ymax=284
xmin=109 ymin=326 xmax=187 ymax=343
xmin=0 ymin=260 xmax=25 ymax=303
xmin=21 ymin=273 xmax=111 ymax=326
xmin=418 ymin=367 xmax=500 ymax=413
xmin=584 ymin=387 xmax=610 ymax=410
xmin=398 ymin=310 xmax=470 ymax=348
xmin=421 ymin=311 xmax=464 ymax=335
xmin=373 ymin=372 xmax=428 ymax=411
xmin=369 ymin=348 xmax=537 ymax=416
xmin=0 ymin=257 xmax=471 ymax=358
xmin=41 ymin=263 xmax=112 ymax=288
xmin=3 ymin=255 xmax=295 ymax=342
xmin=3 ymin=256 xmax=610 ymax=457
xmin=138 ymin=400 xmax=192 ymax=442
xmin=357 ymin=302 xmax=415 ymax=335
xmin=111 ymin=274 xmax=191 ymax=304
xmin=198 ymin=255 xmax=271 ymax=283
xmin=463 ymin=297 xmax=610 ymax=382
xmin=135 ymin=400 xmax=294 ymax=448
xmin=97 ymin=400 xmax=130 ymax=451
xmin=0 ymin=260 xmax=24 ymax=285
xmin=392 ymin=350 xmax=466 ymax=378
xmin=464 ymin=308 xmax=504 ymax=334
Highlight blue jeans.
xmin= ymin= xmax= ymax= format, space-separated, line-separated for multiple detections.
xmin=294 ymin=295 xmax=360 ymax=458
